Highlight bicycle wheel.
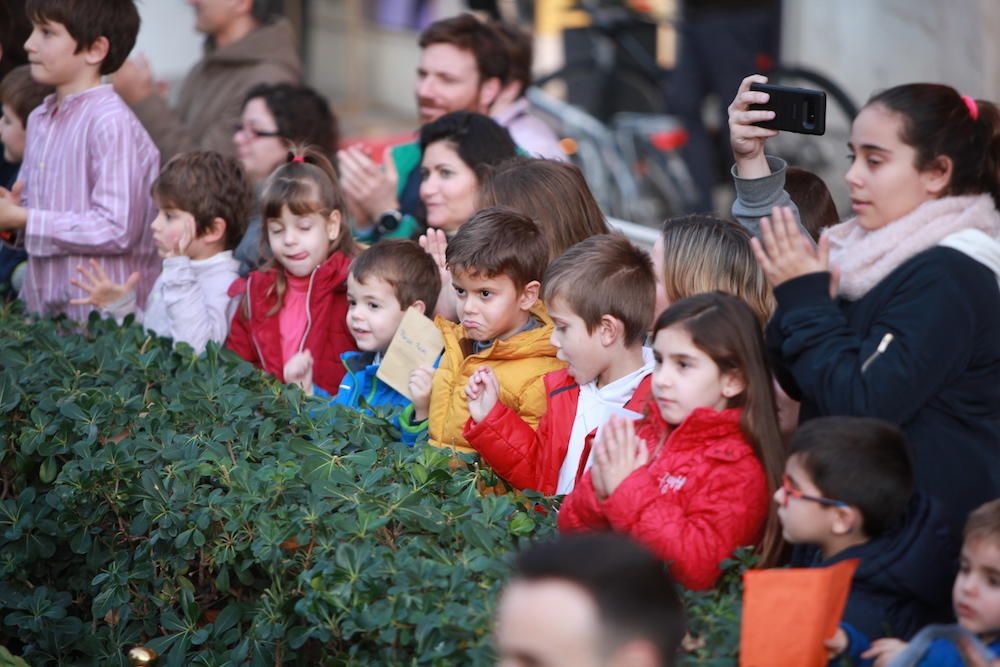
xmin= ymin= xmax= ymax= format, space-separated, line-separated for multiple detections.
xmin=535 ymin=62 xmax=665 ymax=123
xmin=765 ymin=65 xmax=858 ymax=217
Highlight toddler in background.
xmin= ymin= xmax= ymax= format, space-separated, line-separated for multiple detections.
xmin=859 ymin=498 xmax=1000 ymax=666
xmin=70 ymin=152 xmax=252 ymax=353
xmin=226 ymin=148 xmax=359 ymax=394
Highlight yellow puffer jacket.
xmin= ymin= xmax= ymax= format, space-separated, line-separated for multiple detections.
xmin=428 ymin=302 xmax=566 ymax=452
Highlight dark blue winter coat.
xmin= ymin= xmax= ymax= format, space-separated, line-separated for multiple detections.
xmin=768 ymin=247 xmax=1000 ymax=531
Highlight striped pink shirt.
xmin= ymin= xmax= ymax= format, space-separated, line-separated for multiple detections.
xmin=20 ymin=84 xmax=161 ymax=321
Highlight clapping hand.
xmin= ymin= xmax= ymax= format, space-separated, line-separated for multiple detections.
xmin=591 ymin=416 xmax=649 ymax=501
xmin=419 ymin=228 xmax=456 ymax=320
xmin=465 ymin=366 xmax=500 ymax=423
xmin=751 ymin=206 xmax=839 ymax=296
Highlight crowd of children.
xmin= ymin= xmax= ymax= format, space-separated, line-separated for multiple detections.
xmin=1 ymin=1 xmax=999 ymax=665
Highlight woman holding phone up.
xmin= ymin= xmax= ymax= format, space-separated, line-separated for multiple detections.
xmin=728 ymin=74 xmax=1000 ymax=532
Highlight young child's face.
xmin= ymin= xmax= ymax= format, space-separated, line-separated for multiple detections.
xmin=650 ymin=324 xmax=740 ymax=425
xmin=346 ymin=274 xmax=407 ymax=353
xmin=24 ymin=20 xmax=90 ymax=89
xmin=0 ymin=105 xmax=27 ymax=163
xmin=774 ymin=454 xmax=838 ymax=544
xmin=954 ymin=534 xmax=1000 ymax=638
xmin=266 ymin=205 xmax=339 ymax=277
xmin=150 ymin=207 xmax=198 ymax=259
xmin=453 ymin=269 xmax=531 ymax=343
xmin=548 ymin=296 xmax=608 ymax=386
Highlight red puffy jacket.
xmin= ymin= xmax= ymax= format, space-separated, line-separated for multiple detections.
xmin=558 ymin=406 xmax=768 ymax=590
xmin=225 ymin=252 xmax=358 ymax=394
xmin=462 ymin=369 xmax=653 ymax=495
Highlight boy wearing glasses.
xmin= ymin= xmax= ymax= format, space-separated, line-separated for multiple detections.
xmin=775 ymin=417 xmax=958 ymax=666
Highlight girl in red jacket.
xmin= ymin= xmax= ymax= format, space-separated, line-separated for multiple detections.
xmin=226 ymin=147 xmax=359 ymax=393
xmin=558 ymin=292 xmax=785 ymax=590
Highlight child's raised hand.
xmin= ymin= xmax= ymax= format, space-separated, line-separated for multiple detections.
xmin=465 ymin=366 xmax=500 ymax=423
xmin=592 ymin=416 xmax=648 ymax=500
xmin=283 ymin=350 xmax=314 ymax=395
xmin=409 ymin=365 xmax=435 ymax=422
xmin=750 ymin=206 xmax=829 ymax=288
xmin=728 ymin=74 xmax=778 ymax=177
xmin=862 ymin=638 xmax=908 ymax=667
xmin=69 ymin=260 xmax=138 ymax=308
xmin=419 ymin=228 xmax=456 ymax=320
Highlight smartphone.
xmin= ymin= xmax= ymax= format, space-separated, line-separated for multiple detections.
xmin=749 ymin=82 xmax=827 ymax=135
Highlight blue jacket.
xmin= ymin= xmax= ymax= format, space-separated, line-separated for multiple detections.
xmin=318 ymin=351 xmax=427 ymax=445
xmin=839 ymin=624 xmax=1000 ymax=667
xmin=768 ymin=247 xmax=1000 ymax=532
xmin=794 ymin=495 xmax=958 ymax=666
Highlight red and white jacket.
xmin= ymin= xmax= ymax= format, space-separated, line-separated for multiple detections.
xmin=463 ymin=369 xmax=653 ymax=495
xmin=558 ymin=406 xmax=769 ymax=591
xmin=225 ymin=252 xmax=357 ymax=394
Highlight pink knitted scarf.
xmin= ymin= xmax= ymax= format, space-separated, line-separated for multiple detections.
xmin=827 ymin=195 xmax=1000 ymax=299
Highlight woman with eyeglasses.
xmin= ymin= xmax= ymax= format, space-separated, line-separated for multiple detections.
xmin=232 ymin=83 xmax=339 ymax=274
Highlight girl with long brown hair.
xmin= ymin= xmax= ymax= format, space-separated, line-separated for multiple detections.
xmin=558 ymin=292 xmax=785 ymax=590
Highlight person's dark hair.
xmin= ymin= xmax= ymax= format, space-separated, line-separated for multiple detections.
xmin=418 ymin=13 xmax=508 ymax=85
xmin=350 ymin=239 xmax=441 ymax=314
xmin=0 ymin=0 xmax=33 ymax=78
xmin=965 ymin=498 xmax=1000 ymax=545
xmin=784 ymin=167 xmax=839 ymax=242
xmin=543 ymin=234 xmax=653 ymax=346
xmin=152 ymin=151 xmax=254 ymax=252
xmin=866 ymin=83 xmax=1000 ymax=209
xmin=419 ymin=111 xmax=517 ymax=180
xmin=257 ymin=145 xmax=359 ymax=316
xmin=658 ymin=215 xmax=774 ymax=327
xmin=479 ymin=157 xmax=610 ymax=262
xmin=789 ymin=417 xmax=914 ymax=539
xmin=25 ymin=0 xmax=140 ymax=74
xmin=446 ymin=206 xmax=548 ymax=291
xmin=242 ymin=83 xmax=339 ymax=158
xmin=510 ymin=533 xmax=685 ymax=667
xmin=653 ymin=293 xmax=784 ymax=566
xmin=251 ymin=0 xmax=281 ymax=23
xmin=0 ymin=64 xmax=53 ymax=127
xmin=493 ymin=21 xmax=532 ymax=94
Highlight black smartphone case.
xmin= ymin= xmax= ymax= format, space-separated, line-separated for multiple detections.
xmin=749 ymin=82 xmax=827 ymax=135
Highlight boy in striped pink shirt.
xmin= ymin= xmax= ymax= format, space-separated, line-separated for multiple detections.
xmin=0 ymin=0 xmax=159 ymax=321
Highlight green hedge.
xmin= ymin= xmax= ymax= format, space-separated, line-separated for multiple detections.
xmin=0 ymin=304 xmax=742 ymax=665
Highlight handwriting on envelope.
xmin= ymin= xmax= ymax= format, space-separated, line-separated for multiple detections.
xmin=376 ymin=307 xmax=444 ymax=400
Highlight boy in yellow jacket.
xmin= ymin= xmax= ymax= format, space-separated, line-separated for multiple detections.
xmin=404 ymin=207 xmax=565 ymax=452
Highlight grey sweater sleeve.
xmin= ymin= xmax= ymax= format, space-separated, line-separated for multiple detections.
xmin=730 ymin=155 xmax=808 ymax=238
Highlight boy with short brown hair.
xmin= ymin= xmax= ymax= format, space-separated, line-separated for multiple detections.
xmin=0 ymin=0 xmax=160 ymax=321
xmin=405 ymin=206 xmax=565 ymax=452
xmin=69 ymin=151 xmax=252 ymax=353
xmin=463 ymin=234 xmax=656 ymax=493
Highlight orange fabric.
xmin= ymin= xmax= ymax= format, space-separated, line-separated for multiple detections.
xmin=740 ymin=559 xmax=859 ymax=667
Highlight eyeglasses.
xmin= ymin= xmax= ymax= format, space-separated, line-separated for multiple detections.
xmin=780 ymin=474 xmax=849 ymax=508
xmin=232 ymin=123 xmax=282 ymax=140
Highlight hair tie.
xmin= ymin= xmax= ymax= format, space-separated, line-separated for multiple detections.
xmin=291 ymin=155 xmax=306 ymax=163
xmin=962 ymin=95 xmax=980 ymax=121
